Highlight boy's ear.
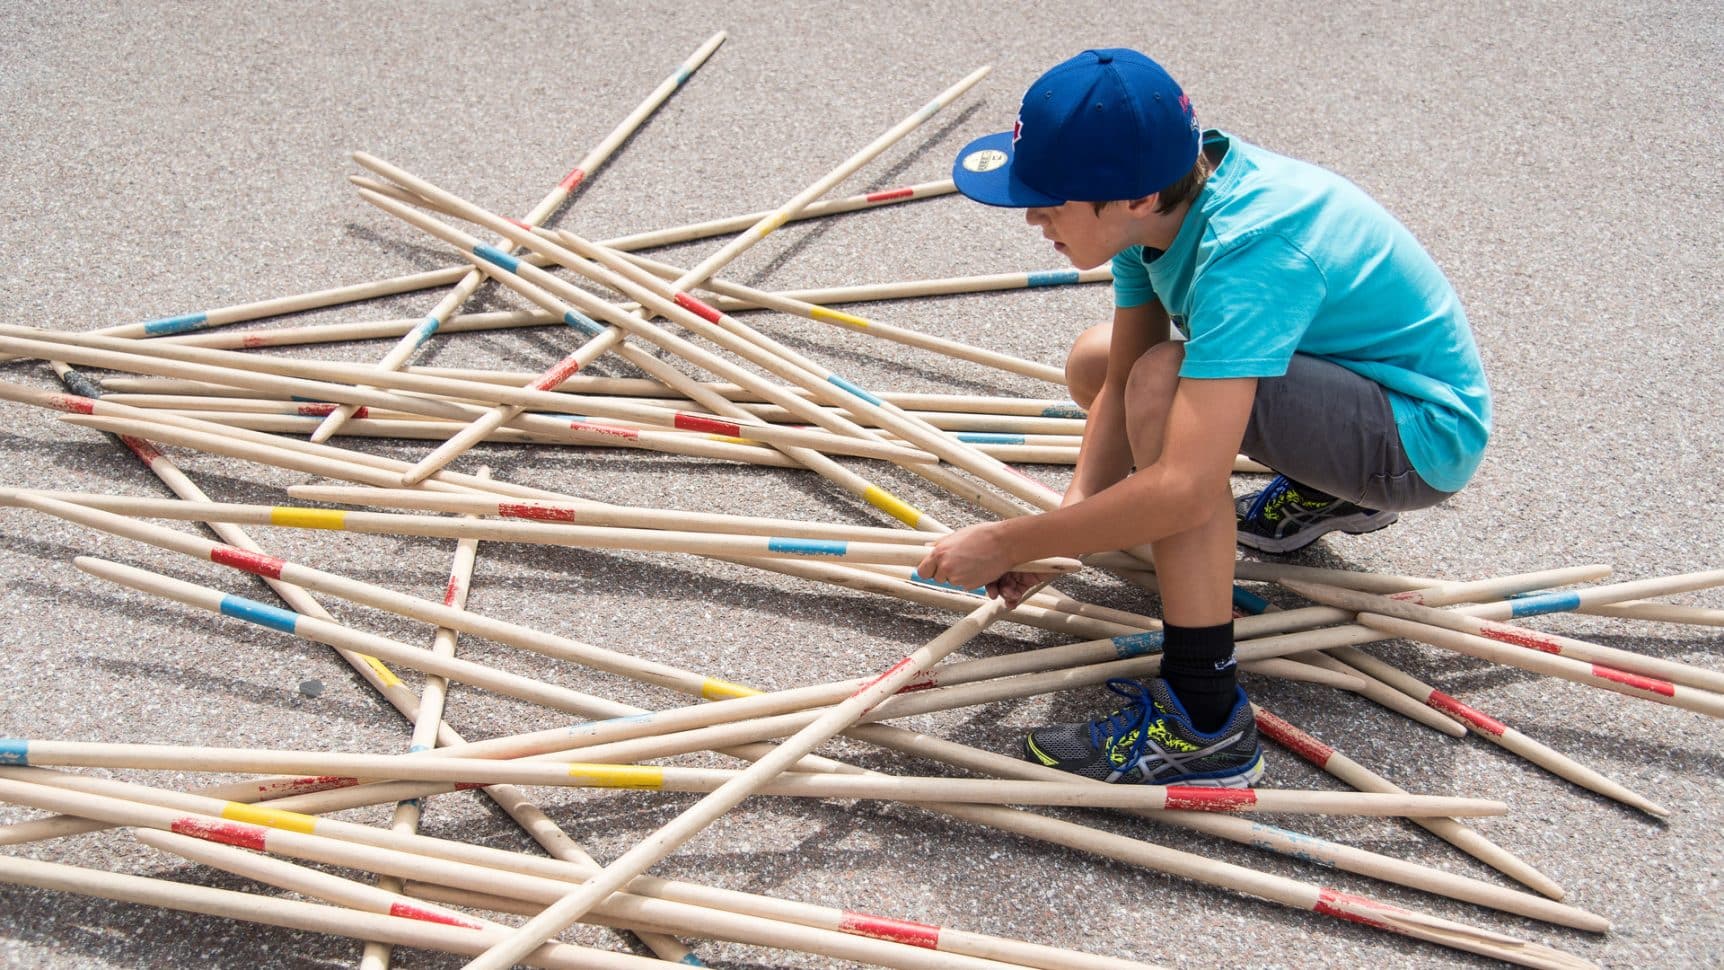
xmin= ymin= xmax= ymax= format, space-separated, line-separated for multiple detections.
xmin=1123 ymin=194 xmax=1161 ymax=215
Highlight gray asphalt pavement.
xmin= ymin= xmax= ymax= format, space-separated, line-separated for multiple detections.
xmin=0 ymin=2 xmax=1720 ymax=968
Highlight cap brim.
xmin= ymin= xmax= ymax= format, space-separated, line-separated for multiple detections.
xmin=951 ymin=131 xmax=1065 ymax=208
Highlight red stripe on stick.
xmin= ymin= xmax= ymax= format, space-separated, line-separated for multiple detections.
xmin=1478 ymin=623 xmax=1562 ymax=654
xmin=251 ymin=775 xmax=361 ymax=796
xmin=1314 ymin=887 xmax=1407 ymax=929
xmin=119 ymin=435 xmax=163 ymax=464
xmin=673 ymin=413 xmax=741 ymax=436
xmin=1162 ymin=786 xmax=1257 ymax=812
xmin=1591 ymin=664 xmax=1676 ymax=697
xmin=1253 ymin=709 xmax=1334 ymax=766
xmin=296 ymin=403 xmax=338 ymax=416
xmin=52 ymin=394 xmax=95 ymax=415
xmin=569 ymin=420 xmax=639 ymax=441
xmin=211 ymin=545 xmax=288 ymax=580
xmin=865 ymin=187 xmax=915 ymax=202
xmin=673 ymin=292 xmax=724 ymax=323
xmin=853 ymin=656 xmax=917 ymax=697
xmin=559 ymin=167 xmax=587 ymax=192
xmin=837 ymin=912 xmax=941 ymax=948
xmin=171 ymin=817 xmax=267 ymax=851
xmin=533 ymin=356 xmax=583 ymax=390
xmin=498 ymin=503 xmax=577 ymax=522
xmin=443 ymin=576 xmax=462 ymax=607
xmin=388 ymin=901 xmax=485 ymax=929
xmin=1425 ymin=691 xmax=1507 ymax=736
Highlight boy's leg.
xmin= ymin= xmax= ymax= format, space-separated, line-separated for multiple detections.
xmin=1021 ymin=343 xmax=1263 ymax=786
xmin=1124 ymin=346 xmax=1241 ymax=733
xmin=1063 ymin=322 xmax=1111 ymax=408
xmin=1236 ymin=354 xmax=1454 ymax=553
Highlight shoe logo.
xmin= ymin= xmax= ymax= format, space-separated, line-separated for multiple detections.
xmin=1025 ymin=736 xmax=1060 ymax=767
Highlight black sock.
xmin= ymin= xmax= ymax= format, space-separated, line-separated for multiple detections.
xmin=1160 ymin=621 xmax=1238 ymax=733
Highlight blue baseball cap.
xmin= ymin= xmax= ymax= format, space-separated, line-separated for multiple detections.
xmin=953 ymin=49 xmax=1200 ymax=207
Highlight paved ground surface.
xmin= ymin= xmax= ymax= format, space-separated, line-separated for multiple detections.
xmin=1 ymin=2 xmax=1720 ymax=967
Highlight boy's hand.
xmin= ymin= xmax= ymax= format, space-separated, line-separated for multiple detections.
xmin=918 ymin=522 xmax=1023 ymax=599
xmin=986 ymin=570 xmax=1055 ymax=610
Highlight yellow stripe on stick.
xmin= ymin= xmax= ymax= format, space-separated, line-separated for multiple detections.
xmin=810 ymin=306 xmax=872 ymax=330
xmin=700 ymin=678 xmax=759 ymax=700
xmin=222 ymin=802 xmax=319 ymax=833
xmin=359 ymin=654 xmax=403 ymax=687
xmin=270 ymin=506 xmax=348 ymax=530
xmin=567 ymin=764 xmax=665 ymax=789
xmin=864 ymin=486 xmax=923 ymax=528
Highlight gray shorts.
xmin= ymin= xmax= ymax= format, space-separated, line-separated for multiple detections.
xmin=1240 ymin=354 xmax=1454 ymax=512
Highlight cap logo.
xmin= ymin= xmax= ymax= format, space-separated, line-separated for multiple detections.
xmin=1012 ymin=115 xmax=1023 ymax=144
xmin=960 ymin=149 xmax=1009 ymax=173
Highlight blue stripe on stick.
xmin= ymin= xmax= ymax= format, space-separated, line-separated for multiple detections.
xmin=562 ymin=310 xmax=604 ymax=337
xmin=409 ymin=315 xmax=441 ymax=344
xmin=143 ymin=312 xmax=210 ymax=336
xmin=1232 ymin=585 xmax=1272 ymax=615
xmin=1508 ymin=591 xmax=1583 ymax=617
xmin=473 ymin=244 xmax=521 ymax=273
xmin=679 ymin=955 xmax=707 ymax=967
xmin=0 ymin=739 xmax=28 ymax=765
xmin=218 ymin=594 xmax=301 ymax=633
xmin=1040 ymin=403 xmax=1086 ymax=419
xmin=1026 ymin=270 xmax=1080 ymax=287
xmin=955 ymin=433 xmax=1025 ymax=445
xmin=826 ymin=373 xmax=883 ymax=406
xmin=909 ymin=570 xmax=986 ymax=596
xmin=1112 ymin=632 xmax=1164 ymax=659
xmin=767 ymin=537 xmax=848 ymax=557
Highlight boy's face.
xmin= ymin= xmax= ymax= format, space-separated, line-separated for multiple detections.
xmin=1024 ymin=201 xmax=1139 ymax=271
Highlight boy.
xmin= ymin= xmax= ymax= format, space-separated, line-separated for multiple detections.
xmin=915 ymin=49 xmax=1490 ymax=786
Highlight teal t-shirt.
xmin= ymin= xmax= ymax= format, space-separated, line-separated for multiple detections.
xmin=1112 ymin=130 xmax=1491 ymax=492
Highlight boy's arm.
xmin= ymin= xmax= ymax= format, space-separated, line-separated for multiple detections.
xmin=920 ymin=373 xmax=1257 ymax=590
xmin=1065 ymin=301 xmax=1172 ymax=507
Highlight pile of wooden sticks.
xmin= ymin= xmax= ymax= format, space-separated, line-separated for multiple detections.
xmin=1 ymin=29 xmax=1720 ymax=970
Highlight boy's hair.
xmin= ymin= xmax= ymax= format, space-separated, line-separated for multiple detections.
xmin=1091 ymin=150 xmax=1212 ymax=215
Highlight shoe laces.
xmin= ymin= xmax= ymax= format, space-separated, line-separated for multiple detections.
xmin=1243 ymin=474 xmax=1294 ymax=522
xmin=1087 ymin=678 xmax=1162 ymax=768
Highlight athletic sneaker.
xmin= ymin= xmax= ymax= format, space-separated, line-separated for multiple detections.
xmin=1022 ymin=678 xmax=1264 ymax=786
xmin=1235 ymin=474 xmax=1398 ymax=554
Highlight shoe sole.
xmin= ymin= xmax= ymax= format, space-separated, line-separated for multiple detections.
xmin=1167 ymin=750 xmax=1266 ymax=788
xmin=1236 ymin=509 xmax=1400 ymax=555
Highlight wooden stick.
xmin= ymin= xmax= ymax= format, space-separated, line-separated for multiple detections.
xmin=281 ymin=485 xmax=933 ymax=545
xmin=0 ymin=739 xmax=1503 ymax=818
xmin=314 ymin=32 xmax=728 ymax=443
xmin=0 ymin=853 xmax=668 ymax=970
xmin=1292 ymin=651 xmax=1467 ymax=738
xmin=356 ymin=64 xmax=991 ymax=487
xmin=613 ymin=247 xmax=1067 ymax=385
xmin=857 ymin=723 xmax=1610 ymax=934
xmin=360 ymin=466 xmax=490 ymax=970
xmin=29 ymin=490 xmax=1073 ymax=572
xmin=3 ymin=325 xmax=928 ymax=465
xmin=70 ymin=557 xmax=644 ymax=718
xmin=1576 ymin=600 xmax=1724 ymax=627
xmin=1363 ymin=612 xmax=1724 ymax=718
xmin=1328 ymin=646 xmax=1671 ymax=817
xmin=144 ymin=827 xmax=1137 ymax=970
xmin=0 ymin=776 xmax=1031 ymax=970
xmin=35 ymin=372 xmax=697 ymax=961
xmin=1289 ymin=577 xmax=1724 ymax=694
xmin=104 ymin=370 xmax=1088 ymax=419
xmin=459 ymin=591 xmax=1024 ymax=968
xmin=1251 ymin=705 xmax=1568 ymax=901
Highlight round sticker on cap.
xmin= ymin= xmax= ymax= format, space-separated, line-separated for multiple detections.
xmin=961 ymin=149 xmax=1008 ymax=173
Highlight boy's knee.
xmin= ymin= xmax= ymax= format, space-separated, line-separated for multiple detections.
xmin=1124 ymin=342 xmax=1184 ymax=411
xmin=1064 ymin=324 xmax=1111 ymax=408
